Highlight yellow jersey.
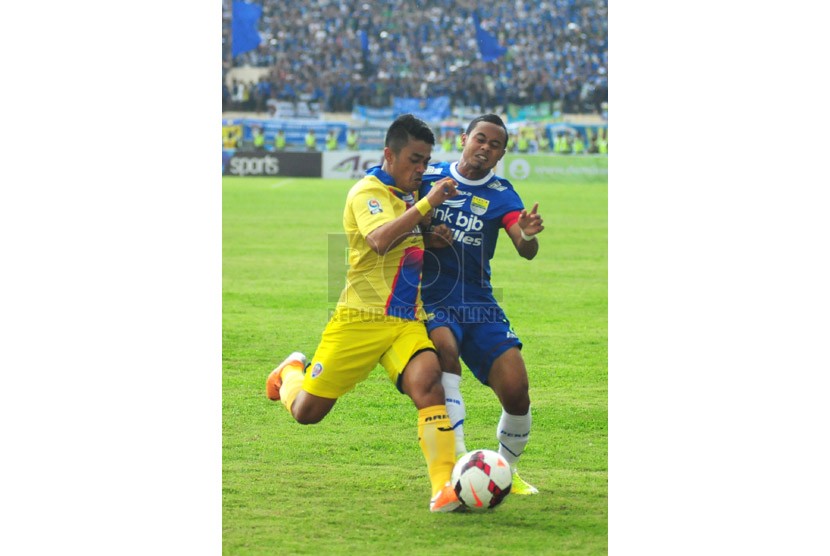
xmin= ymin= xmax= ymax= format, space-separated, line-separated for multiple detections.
xmin=339 ymin=168 xmax=425 ymax=320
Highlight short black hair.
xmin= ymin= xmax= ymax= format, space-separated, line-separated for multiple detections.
xmin=465 ymin=113 xmax=508 ymax=142
xmin=385 ymin=113 xmax=435 ymax=153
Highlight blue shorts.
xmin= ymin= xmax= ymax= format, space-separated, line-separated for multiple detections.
xmin=424 ymin=293 xmax=522 ymax=385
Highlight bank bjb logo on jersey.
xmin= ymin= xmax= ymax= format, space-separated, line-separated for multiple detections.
xmin=367 ymin=198 xmax=383 ymax=214
xmin=470 ymin=196 xmax=489 ymax=216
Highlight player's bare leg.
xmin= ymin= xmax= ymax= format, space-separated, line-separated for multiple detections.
xmin=289 ymin=391 xmax=337 ymax=424
xmin=266 ymin=352 xmax=337 ymax=424
xmin=488 ymin=347 xmax=538 ymax=494
xmin=488 ymin=347 xmax=530 ymax=415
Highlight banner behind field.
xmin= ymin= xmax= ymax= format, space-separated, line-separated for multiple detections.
xmin=321 ymin=151 xmax=463 ymax=180
xmin=223 ymin=150 xmax=322 ymax=176
xmin=223 ymin=150 xmax=608 ymax=180
xmin=321 ymin=152 xmax=607 ymax=181
xmin=500 ymin=155 xmax=607 ymax=183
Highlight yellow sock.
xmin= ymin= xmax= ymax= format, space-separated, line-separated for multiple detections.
xmin=417 ymin=405 xmax=455 ymax=496
xmin=279 ymin=367 xmax=304 ymax=414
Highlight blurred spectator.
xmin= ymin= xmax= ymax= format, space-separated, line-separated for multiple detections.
xmin=325 ymin=129 xmax=338 ymax=150
xmin=252 ymin=126 xmax=266 ymax=150
xmin=517 ymin=132 xmax=530 ymax=153
xmin=441 ymin=131 xmax=454 ymax=153
xmin=572 ymin=132 xmax=585 ymax=155
xmin=222 ymin=0 xmax=608 ymax=115
xmin=537 ymin=129 xmax=551 ymax=153
xmin=305 ymin=128 xmax=317 ymax=151
xmin=586 ymin=129 xmax=598 ymax=154
xmin=255 ymin=77 xmax=272 ymax=113
xmin=230 ymin=79 xmax=242 ymax=107
xmin=346 ymin=128 xmax=359 ymax=150
xmin=222 ymin=81 xmax=232 ymax=112
xmin=554 ymin=132 xmax=566 ymax=154
xmin=223 ymin=124 xmax=242 ymax=149
xmin=563 ymin=133 xmax=574 ymax=155
xmin=597 ymin=129 xmax=608 ymax=154
xmin=275 ymin=129 xmax=287 ymax=151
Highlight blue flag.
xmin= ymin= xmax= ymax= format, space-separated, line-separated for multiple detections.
xmin=473 ymin=12 xmax=507 ymax=62
xmin=232 ymin=1 xmax=262 ymax=58
xmin=358 ymin=30 xmax=369 ymax=54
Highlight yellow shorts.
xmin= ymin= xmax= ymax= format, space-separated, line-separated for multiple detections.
xmin=303 ymin=307 xmax=435 ymax=399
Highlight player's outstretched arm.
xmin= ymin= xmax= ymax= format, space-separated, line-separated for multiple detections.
xmin=507 ymin=202 xmax=544 ymax=260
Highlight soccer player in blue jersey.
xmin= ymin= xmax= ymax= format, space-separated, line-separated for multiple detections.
xmin=420 ymin=114 xmax=545 ymax=495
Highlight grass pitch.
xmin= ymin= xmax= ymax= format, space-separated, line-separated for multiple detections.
xmin=223 ymin=172 xmax=607 ymax=555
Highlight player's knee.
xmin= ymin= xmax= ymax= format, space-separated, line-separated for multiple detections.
xmin=494 ymin=379 xmax=530 ymax=414
xmin=503 ymin=395 xmax=531 ymax=416
xmin=291 ymin=401 xmax=327 ymax=425
xmin=430 ymin=331 xmax=460 ymax=368
xmin=415 ymin=366 xmax=444 ymax=397
xmin=293 ymin=409 xmax=324 ymax=425
xmin=438 ymin=350 xmax=461 ymax=374
xmin=403 ymin=359 xmax=445 ymax=407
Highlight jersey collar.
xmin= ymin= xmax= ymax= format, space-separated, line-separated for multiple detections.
xmin=365 ymin=165 xmax=395 ymax=186
xmin=449 ymin=161 xmax=494 ymax=187
xmin=365 ymin=165 xmax=413 ymax=203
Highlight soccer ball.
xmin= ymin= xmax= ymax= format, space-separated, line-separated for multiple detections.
xmin=451 ymin=449 xmax=512 ymax=510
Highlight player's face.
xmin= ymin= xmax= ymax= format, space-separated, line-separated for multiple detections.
xmin=460 ymin=122 xmax=507 ymax=175
xmin=385 ymin=139 xmax=432 ymax=192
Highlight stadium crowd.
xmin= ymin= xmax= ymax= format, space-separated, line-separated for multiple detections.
xmin=222 ymin=0 xmax=607 ymax=116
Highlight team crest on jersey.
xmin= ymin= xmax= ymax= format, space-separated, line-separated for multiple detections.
xmin=311 ymin=362 xmax=324 ymax=378
xmin=367 ymin=198 xmax=383 ymax=214
xmin=470 ymin=196 xmax=490 ymax=215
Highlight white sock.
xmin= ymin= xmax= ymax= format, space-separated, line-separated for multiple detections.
xmin=497 ymin=407 xmax=531 ymax=472
xmin=441 ymin=372 xmax=467 ymax=457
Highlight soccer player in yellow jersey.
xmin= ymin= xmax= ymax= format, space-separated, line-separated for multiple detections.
xmin=266 ymin=114 xmax=463 ymax=512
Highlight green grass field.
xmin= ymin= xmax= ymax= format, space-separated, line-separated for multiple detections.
xmin=223 ymin=172 xmax=607 ymax=555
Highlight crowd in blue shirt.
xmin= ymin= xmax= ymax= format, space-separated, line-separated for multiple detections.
xmin=222 ymin=0 xmax=607 ymax=115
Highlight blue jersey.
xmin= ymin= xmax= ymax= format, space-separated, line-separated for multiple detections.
xmin=420 ymin=161 xmax=524 ymax=301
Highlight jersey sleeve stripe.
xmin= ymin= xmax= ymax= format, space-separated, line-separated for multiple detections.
xmin=384 ymin=246 xmax=424 ymax=320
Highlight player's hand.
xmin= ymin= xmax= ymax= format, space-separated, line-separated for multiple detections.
xmin=426 ymin=223 xmax=453 ymax=248
xmin=518 ymin=203 xmax=544 ymax=237
xmin=425 ymin=177 xmax=458 ymax=207
xmin=418 ymin=211 xmax=433 ymax=228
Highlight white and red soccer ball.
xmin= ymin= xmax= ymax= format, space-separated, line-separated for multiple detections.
xmin=451 ymin=449 xmax=512 ymax=510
